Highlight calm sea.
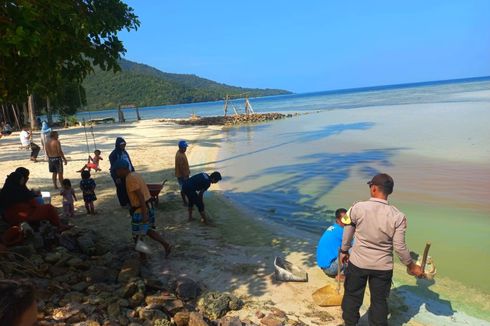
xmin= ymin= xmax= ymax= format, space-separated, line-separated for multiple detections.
xmin=82 ymin=77 xmax=490 ymax=318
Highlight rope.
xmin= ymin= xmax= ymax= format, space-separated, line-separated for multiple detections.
xmin=82 ymin=118 xmax=90 ymax=155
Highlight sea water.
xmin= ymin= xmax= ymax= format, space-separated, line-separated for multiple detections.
xmin=82 ymin=78 xmax=490 ymax=319
xmin=209 ymin=79 xmax=490 ymax=320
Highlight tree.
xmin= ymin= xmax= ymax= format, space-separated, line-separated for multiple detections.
xmin=51 ymin=82 xmax=86 ymax=127
xmin=0 ymin=0 xmax=139 ymax=127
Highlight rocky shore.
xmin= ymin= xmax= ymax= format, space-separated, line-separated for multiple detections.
xmin=160 ymin=113 xmax=294 ymax=126
xmin=0 ymin=222 xmax=303 ymax=326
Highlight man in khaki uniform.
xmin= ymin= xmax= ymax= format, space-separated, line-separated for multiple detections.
xmin=175 ymin=140 xmax=190 ymax=206
xmin=340 ymin=173 xmax=424 ymax=326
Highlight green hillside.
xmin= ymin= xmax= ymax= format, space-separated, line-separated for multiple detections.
xmin=82 ymin=59 xmax=290 ymax=110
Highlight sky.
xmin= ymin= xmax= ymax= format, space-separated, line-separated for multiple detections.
xmin=119 ymin=0 xmax=490 ymax=93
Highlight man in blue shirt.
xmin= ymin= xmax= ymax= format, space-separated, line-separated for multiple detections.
xmin=182 ymin=171 xmax=222 ymax=224
xmin=317 ymin=208 xmax=348 ymax=278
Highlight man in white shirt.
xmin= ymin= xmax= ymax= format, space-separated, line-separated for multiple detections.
xmin=19 ymin=128 xmax=40 ymax=162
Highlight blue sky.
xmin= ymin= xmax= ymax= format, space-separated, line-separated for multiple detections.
xmin=119 ymin=1 xmax=490 ymax=93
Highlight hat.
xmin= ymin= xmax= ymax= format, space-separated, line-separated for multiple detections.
xmin=178 ymin=140 xmax=188 ymax=148
xmin=113 ymin=159 xmax=130 ymax=170
xmin=367 ymin=173 xmax=394 ymax=194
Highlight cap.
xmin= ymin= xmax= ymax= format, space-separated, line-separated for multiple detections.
xmin=178 ymin=140 xmax=188 ymax=148
xmin=367 ymin=173 xmax=394 ymax=194
xmin=113 ymin=159 xmax=130 ymax=170
xmin=341 ymin=207 xmax=352 ymax=225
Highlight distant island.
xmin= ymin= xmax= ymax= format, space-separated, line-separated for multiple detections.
xmin=82 ymin=59 xmax=291 ymax=110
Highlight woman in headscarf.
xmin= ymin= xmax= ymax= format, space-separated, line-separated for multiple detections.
xmin=109 ymin=137 xmax=135 ymax=207
xmin=0 ymin=169 xmax=70 ymax=231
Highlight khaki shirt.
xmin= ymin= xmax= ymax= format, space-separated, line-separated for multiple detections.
xmin=125 ymin=172 xmax=151 ymax=208
xmin=341 ymin=198 xmax=412 ymax=270
xmin=175 ymin=150 xmax=190 ymax=178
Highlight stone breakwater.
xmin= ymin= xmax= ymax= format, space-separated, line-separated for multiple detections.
xmin=0 ymin=223 xmax=306 ymax=326
xmin=160 ymin=113 xmax=295 ymax=126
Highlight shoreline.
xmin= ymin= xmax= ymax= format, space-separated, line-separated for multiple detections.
xmin=0 ymin=119 xmax=489 ymax=325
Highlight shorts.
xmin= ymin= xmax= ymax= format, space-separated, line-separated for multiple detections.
xmin=321 ymin=259 xmax=346 ymax=277
xmin=131 ymin=206 xmax=155 ymax=236
xmin=87 ymin=163 xmax=98 ymax=169
xmin=48 ymin=157 xmax=63 ymax=173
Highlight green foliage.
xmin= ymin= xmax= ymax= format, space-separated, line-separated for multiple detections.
xmin=52 ymin=82 xmax=86 ymax=117
xmin=82 ymin=59 xmax=291 ymax=109
xmin=0 ymin=0 xmax=139 ymax=102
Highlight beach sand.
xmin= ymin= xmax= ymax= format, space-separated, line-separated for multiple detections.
xmin=0 ymin=119 xmax=487 ymax=325
xmin=0 ymin=120 xmax=346 ymax=325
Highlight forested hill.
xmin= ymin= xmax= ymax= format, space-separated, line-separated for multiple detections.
xmin=82 ymin=59 xmax=290 ymax=110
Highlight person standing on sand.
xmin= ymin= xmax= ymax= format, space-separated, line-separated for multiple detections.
xmin=316 ymin=208 xmax=348 ymax=279
xmin=340 ymin=173 xmax=424 ymax=326
xmin=113 ymin=159 xmax=172 ymax=258
xmin=40 ymin=120 xmax=51 ymax=155
xmin=182 ymin=171 xmax=222 ymax=224
xmin=19 ymin=127 xmax=40 ymax=162
xmin=45 ymin=131 xmax=67 ymax=189
xmin=109 ymin=137 xmax=134 ymax=207
xmin=175 ymin=140 xmax=190 ymax=206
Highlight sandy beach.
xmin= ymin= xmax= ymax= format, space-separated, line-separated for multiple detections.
xmin=0 ymin=118 xmax=488 ymax=325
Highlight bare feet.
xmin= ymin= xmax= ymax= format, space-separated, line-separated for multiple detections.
xmin=200 ymin=218 xmax=208 ymax=225
xmin=188 ymin=217 xmax=194 ymax=222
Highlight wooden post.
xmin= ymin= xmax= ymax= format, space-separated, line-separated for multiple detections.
xmin=135 ymin=107 xmax=141 ymax=120
xmin=118 ymin=106 xmax=125 ymax=123
xmin=224 ymin=95 xmax=229 ymax=117
xmin=1 ymin=104 xmax=7 ymax=123
xmin=11 ymin=104 xmax=21 ymax=130
xmin=28 ymin=94 xmax=36 ymax=129
xmin=46 ymin=96 xmax=53 ymax=125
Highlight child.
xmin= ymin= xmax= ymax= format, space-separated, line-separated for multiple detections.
xmin=77 ymin=150 xmax=103 ymax=172
xmin=80 ymin=170 xmax=97 ymax=215
xmin=60 ymin=179 xmax=77 ymax=217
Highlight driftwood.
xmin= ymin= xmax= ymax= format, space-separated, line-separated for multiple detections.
xmin=161 ymin=113 xmax=294 ymax=126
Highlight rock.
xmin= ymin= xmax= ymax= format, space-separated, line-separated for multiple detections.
xmin=72 ymin=321 xmax=101 ymax=326
xmin=60 ymin=292 xmax=84 ymax=305
xmin=129 ymin=292 xmax=145 ymax=307
xmin=121 ymin=282 xmax=139 ymax=298
xmin=118 ymin=259 xmax=140 ymax=283
xmin=153 ymin=319 xmax=172 ymax=326
xmin=256 ymin=311 xmax=265 ymax=319
xmin=72 ymin=281 xmax=89 ymax=292
xmin=85 ymin=266 xmax=113 ymax=283
xmin=161 ymin=299 xmax=184 ymax=315
xmin=59 ymin=232 xmax=80 ymax=251
xmin=145 ymin=292 xmax=176 ymax=306
xmin=173 ymin=311 xmax=190 ymax=326
xmin=67 ymin=257 xmax=85 ymax=268
xmin=174 ymin=277 xmax=200 ymax=300
xmin=217 ymin=316 xmax=242 ymax=326
xmin=77 ymin=231 xmax=97 ymax=255
xmin=271 ymin=308 xmax=286 ymax=319
xmin=8 ymin=244 xmax=36 ymax=258
xmin=145 ymin=277 xmax=168 ymax=291
xmin=197 ymin=292 xmax=242 ymax=320
xmin=107 ymin=302 xmax=121 ymax=319
xmin=228 ymin=296 xmax=243 ymax=311
xmin=260 ymin=314 xmax=283 ymax=326
xmin=52 ymin=303 xmax=82 ymax=321
xmin=44 ymin=251 xmax=62 ymax=263
xmin=49 ymin=265 xmax=66 ymax=276
xmin=118 ymin=299 xmax=130 ymax=307
xmin=188 ymin=312 xmax=209 ymax=326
